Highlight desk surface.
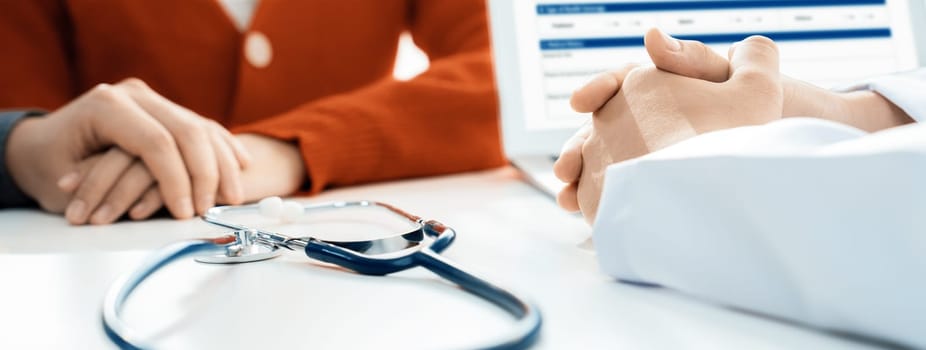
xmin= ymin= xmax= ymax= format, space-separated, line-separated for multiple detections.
xmin=0 ymin=167 xmax=885 ymax=349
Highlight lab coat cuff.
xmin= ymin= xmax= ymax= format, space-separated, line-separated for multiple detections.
xmin=0 ymin=110 xmax=44 ymax=208
xmin=838 ymin=68 xmax=926 ymax=123
xmin=591 ymin=161 xmax=651 ymax=285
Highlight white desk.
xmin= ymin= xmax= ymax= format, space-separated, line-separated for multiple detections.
xmin=0 ymin=167 xmax=885 ymax=349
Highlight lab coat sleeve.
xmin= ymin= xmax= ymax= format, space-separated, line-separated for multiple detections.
xmin=232 ymin=0 xmax=506 ymax=194
xmin=843 ymin=68 xmax=926 ymax=123
xmin=591 ymin=119 xmax=926 ymax=348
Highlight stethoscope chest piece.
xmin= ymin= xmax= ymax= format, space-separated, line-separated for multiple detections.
xmin=194 ymin=229 xmax=283 ymax=264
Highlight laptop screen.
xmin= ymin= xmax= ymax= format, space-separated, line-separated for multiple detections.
xmin=507 ymin=0 xmax=919 ymax=132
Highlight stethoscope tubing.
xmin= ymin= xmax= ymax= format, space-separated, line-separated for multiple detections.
xmin=102 ymin=240 xmax=542 ymax=349
xmin=102 ymin=238 xmax=233 ymax=350
xmin=414 ymin=248 xmax=542 ymax=350
xmin=101 ymin=201 xmax=542 ymax=349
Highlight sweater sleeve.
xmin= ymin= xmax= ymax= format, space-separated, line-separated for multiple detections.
xmin=0 ymin=0 xmax=77 ymax=109
xmin=232 ymin=0 xmax=505 ymax=194
xmin=0 ymin=111 xmax=44 ymax=208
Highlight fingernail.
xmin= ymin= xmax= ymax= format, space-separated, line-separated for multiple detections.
xmin=57 ymin=172 xmax=80 ymax=191
xmin=130 ymin=202 xmax=147 ymax=219
xmin=233 ymin=184 xmax=244 ymax=205
xmin=178 ymin=197 xmax=195 ymax=218
xmin=197 ymin=194 xmax=214 ymax=214
xmin=661 ymin=30 xmax=681 ymax=51
xmin=90 ymin=204 xmax=112 ymax=225
xmin=65 ymin=200 xmax=87 ymax=223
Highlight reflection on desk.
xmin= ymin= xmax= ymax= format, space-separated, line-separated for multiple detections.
xmin=0 ymin=167 xmax=884 ymax=349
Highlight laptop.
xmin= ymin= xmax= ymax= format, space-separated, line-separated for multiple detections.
xmin=487 ymin=0 xmax=923 ymax=196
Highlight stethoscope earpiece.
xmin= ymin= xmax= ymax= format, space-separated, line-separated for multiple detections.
xmin=258 ymin=196 xmax=304 ymax=223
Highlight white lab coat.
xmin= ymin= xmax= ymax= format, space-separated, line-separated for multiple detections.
xmin=592 ymin=68 xmax=926 ymax=348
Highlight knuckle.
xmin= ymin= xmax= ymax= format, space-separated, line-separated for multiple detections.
xmin=144 ymin=128 xmax=177 ymax=152
xmin=580 ymin=138 xmax=595 ymax=158
xmin=190 ymin=163 xmax=219 ymax=182
xmin=118 ymin=77 xmax=150 ymax=91
xmin=735 ymin=68 xmax=778 ymax=91
xmin=744 ymin=35 xmax=778 ymax=53
xmin=186 ymin=122 xmax=210 ymax=142
xmin=204 ymin=120 xmax=227 ymax=136
xmin=74 ymin=181 xmax=102 ymax=201
xmin=621 ymin=66 xmax=655 ymax=90
xmin=90 ymin=83 xmax=125 ymax=104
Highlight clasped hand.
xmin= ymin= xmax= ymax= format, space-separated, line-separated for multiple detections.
xmin=555 ymin=29 xmax=914 ymax=223
xmin=8 ymin=78 xmax=304 ymax=225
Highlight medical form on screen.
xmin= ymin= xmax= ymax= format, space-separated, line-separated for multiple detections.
xmin=513 ymin=0 xmax=912 ymax=130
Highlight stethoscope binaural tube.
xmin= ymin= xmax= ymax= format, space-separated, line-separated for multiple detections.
xmin=302 ymin=219 xmax=542 ymax=349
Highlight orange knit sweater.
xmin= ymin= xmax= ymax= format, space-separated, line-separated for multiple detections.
xmin=0 ymin=0 xmax=505 ymax=194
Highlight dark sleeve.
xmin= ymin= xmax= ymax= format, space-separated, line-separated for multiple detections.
xmin=0 ymin=110 xmax=43 ymax=208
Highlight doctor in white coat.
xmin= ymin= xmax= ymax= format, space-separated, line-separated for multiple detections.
xmin=556 ymin=29 xmax=926 ymax=348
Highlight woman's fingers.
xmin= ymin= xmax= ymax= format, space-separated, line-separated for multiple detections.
xmin=78 ymin=83 xmax=194 ymax=219
xmin=65 ymin=148 xmax=134 ymax=225
xmin=210 ymin=128 xmax=244 ymax=205
xmin=218 ymin=125 xmax=251 ymax=169
xmin=129 ymin=186 xmax=164 ymax=221
xmin=88 ymin=161 xmax=155 ymax=225
xmin=57 ymin=153 xmax=104 ymax=194
xmin=117 ymin=79 xmax=219 ymax=215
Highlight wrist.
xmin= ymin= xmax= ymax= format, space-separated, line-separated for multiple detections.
xmin=236 ymin=134 xmax=306 ymax=201
xmin=781 ymin=76 xmax=846 ymax=122
xmin=5 ymin=116 xmax=46 ymax=205
xmin=838 ymin=90 xmax=914 ymax=132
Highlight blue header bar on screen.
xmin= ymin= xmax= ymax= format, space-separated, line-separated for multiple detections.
xmin=537 ymin=0 xmax=887 ymax=14
xmin=539 ymin=28 xmax=891 ymax=50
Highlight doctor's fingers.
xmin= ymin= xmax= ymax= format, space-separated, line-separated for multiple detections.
xmin=570 ymin=64 xmax=640 ymax=113
xmin=727 ymin=36 xmax=781 ymax=87
xmin=65 ymin=148 xmax=134 ymax=225
xmin=553 ymin=124 xmax=592 ymax=183
xmin=726 ymin=36 xmax=784 ymax=120
xmin=77 ymin=84 xmax=195 ymax=220
xmin=116 ymin=78 xmax=224 ymax=215
xmin=557 ymin=182 xmax=581 ymax=212
xmin=88 ymin=161 xmax=155 ymax=225
xmin=644 ymin=28 xmax=729 ymax=83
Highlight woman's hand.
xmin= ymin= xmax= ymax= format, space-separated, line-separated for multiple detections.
xmin=7 ymin=78 xmax=250 ymax=223
xmin=57 ymin=133 xmax=303 ymax=225
xmin=8 ymin=79 xmax=246 ymax=218
xmin=47 ymin=79 xmax=252 ymax=224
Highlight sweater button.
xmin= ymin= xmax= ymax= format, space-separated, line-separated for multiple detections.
xmin=244 ymin=31 xmax=272 ymax=68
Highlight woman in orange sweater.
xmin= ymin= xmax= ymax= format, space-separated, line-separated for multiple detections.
xmin=0 ymin=1 xmax=505 ymax=224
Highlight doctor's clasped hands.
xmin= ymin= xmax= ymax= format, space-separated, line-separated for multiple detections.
xmin=555 ymin=29 xmax=913 ymax=222
xmin=556 ymin=31 xmax=784 ymax=222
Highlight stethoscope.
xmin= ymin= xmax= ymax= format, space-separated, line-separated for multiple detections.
xmin=101 ymin=199 xmax=542 ymax=349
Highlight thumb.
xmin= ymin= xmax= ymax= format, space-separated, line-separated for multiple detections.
xmin=727 ymin=35 xmax=780 ymax=83
xmin=644 ymin=28 xmax=729 ymax=83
